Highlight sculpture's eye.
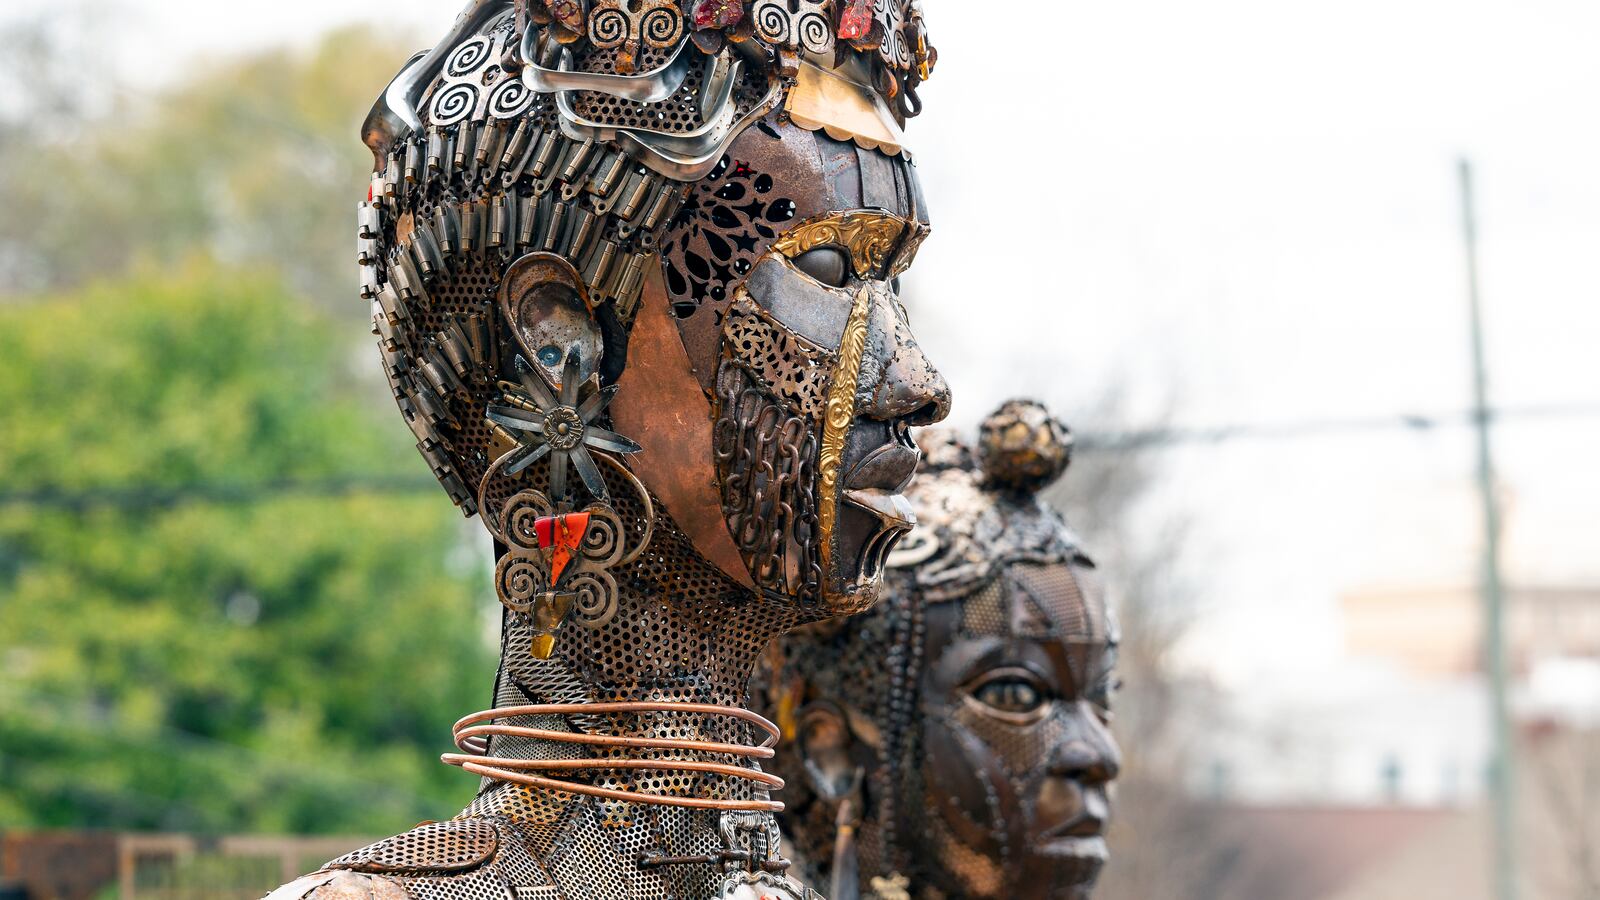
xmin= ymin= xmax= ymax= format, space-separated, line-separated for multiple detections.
xmin=969 ymin=668 xmax=1053 ymax=716
xmin=537 ymin=344 xmax=564 ymax=367
xmin=792 ymin=246 xmax=849 ymax=287
xmin=1088 ymin=675 xmax=1121 ymax=725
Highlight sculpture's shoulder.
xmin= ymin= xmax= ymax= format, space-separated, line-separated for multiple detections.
xmin=265 ymin=817 xmax=561 ymax=900
xmin=265 ymin=870 xmax=411 ymax=900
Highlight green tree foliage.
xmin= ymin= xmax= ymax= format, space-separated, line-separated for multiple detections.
xmin=0 ymin=265 xmax=495 ymax=833
xmin=0 ymin=24 xmax=414 ymax=311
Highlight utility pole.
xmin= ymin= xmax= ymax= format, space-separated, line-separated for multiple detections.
xmin=1459 ymin=157 xmax=1517 ymax=900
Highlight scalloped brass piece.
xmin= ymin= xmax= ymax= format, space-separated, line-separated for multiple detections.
xmin=784 ymin=60 xmax=908 ymax=157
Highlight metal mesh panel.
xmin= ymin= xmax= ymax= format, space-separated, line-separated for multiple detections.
xmin=327 ymin=821 xmax=497 ymax=875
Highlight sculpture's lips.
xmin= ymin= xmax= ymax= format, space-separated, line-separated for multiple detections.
xmin=1035 ymin=834 xmax=1109 ymax=865
xmin=844 ymin=488 xmax=915 ymax=583
xmin=1041 ymin=812 xmax=1107 ymax=842
xmin=1038 ymin=791 xmax=1108 ymax=855
xmin=845 ymin=443 xmax=919 ymax=495
xmin=840 ymin=438 xmax=920 ymax=585
xmin=842 ymin=487 xmax=916 ymax=530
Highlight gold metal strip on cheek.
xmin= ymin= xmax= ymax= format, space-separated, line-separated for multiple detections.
xmin=817 ymin=284 xmax=874 ymax=576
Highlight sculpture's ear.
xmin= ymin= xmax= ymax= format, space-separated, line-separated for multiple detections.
xmin=797 ymin=701 xmax=865 ymax=802
xmin=499 ymin=252 xmax=609 ymax=388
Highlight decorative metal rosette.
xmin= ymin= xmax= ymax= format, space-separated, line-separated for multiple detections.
xmin=476 ymin=351 xmax=654 ymax=655
xmin=487 ymin=349 xmax=641 ymax=504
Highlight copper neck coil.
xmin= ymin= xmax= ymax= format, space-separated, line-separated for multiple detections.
xmin=442 ymin=701 xmax=786 ymax=812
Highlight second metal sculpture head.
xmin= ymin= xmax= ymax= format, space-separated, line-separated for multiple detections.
xmin=761 ymin=401 xmax=1121 ymax=900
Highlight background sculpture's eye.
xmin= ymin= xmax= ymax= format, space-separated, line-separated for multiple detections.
xmin=1088 ymin=674 xmax=1121 ymax=725
xmin=970 ymin=668 xmax=1053 ymax=716
xmin=537 ymin=344 xmax=563 ymax=367
xmin=792 ymin=246 xmax=848 ymax=287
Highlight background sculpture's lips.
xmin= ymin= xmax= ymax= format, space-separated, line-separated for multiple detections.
xmin=845 ymin=443 xmax=920 ymax=494
xmin=1034 ymin=834 xmax=1110 ymax=863
xmin=1037 ymin=788 xmax=1108 ymax=836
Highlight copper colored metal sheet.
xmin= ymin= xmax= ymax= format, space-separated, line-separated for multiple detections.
xmin=610 ymin=263 xmax=755 ymax=588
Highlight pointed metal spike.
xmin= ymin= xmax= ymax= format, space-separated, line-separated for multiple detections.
xmin=487 ymin=407 xmax=547 ymax=433
xmin=576 ymin=384 xmax=620 ymax=422
xmin=513 ymin=354 xmax=559 ymax=409
xmin=571 ymin=448 xmax=609 ymax=502
xmin=560 ymin=348 xmax=581 ymax=407
xmin=504 ymin=441 xmax=554 ymax=476
xmin=549 ymin=451 xmax=570 ymax=500
xmin=584 ymin=426 xmax=642 ymax=454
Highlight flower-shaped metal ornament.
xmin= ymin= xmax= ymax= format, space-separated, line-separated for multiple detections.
xmin=487 ymin=348 xmax=642 ymax=503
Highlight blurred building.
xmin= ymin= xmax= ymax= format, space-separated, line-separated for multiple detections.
xmin=1169 ymin=583 xmax=1600 ymax=899
xmin=1344 ymin=584 xmax=1600 ymax=681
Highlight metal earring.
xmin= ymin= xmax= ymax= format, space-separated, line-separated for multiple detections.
xmin=480 ymin=353 xmax=653 ymax=658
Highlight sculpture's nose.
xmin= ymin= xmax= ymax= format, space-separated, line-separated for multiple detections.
xmin=856 ymin=290 xmax=950 ymax=426
xmin=1049 ymin=710 xmax=1122 ymax=786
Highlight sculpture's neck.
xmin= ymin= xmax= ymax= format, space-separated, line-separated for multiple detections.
xmin=458 ymin=526 xmax=803 ymax=895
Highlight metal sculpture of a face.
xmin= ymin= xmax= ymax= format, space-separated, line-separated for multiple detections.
xmin=358 ymin=0 xmax=947 ymax=653
xmin=628 ymin=121 xmax=945 ymax=616
xmin=914 ymin=553 xmax=1120 ymax=898
xmin=762 ymin=402 xmax=1121 ymax=900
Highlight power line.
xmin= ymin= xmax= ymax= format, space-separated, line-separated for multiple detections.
xmin=1074 ymin=401 xmax=1600 ymax=453
xmin=1460 ymin=157 xmax=1518 ymax=900
xmin=1 ymin=402 xmax=1597 ymax=511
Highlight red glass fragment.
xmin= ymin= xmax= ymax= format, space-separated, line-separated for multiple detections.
xmin=534 ymin=512 xmax=591 ymax=582
xmin=837 ymin=0 xmax=873 ymax=40
xmin=692 ymin=0 xmax=743 ymax=30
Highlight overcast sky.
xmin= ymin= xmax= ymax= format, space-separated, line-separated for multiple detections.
xmin=12 ymin=0 xmax=1600 ymax=689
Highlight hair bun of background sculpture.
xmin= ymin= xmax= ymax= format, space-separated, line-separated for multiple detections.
xmin=977 ymin=398 xmax=1073 ymax=494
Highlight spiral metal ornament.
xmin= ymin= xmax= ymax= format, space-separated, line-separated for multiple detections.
xmin=579 ymin=503 xmax=625 ymax=568
xmin=495 ymin=553 xmax=551 ymax=615
xmin=641 ymin=5 xmax=684 ymax=46
xmin=752 ymin=0 xmax=834 ymax=56
xmin=487 ymin=75 xmax=536 ymax=119
xmin=589 ymin=4 xmax=629 ymax=45
xmin=875 ymin=0 xmax=911 ymax=70
xmin=428 ymin=81 xmax=479 ymax=127
xmin=567 ymin=569 xmax=619 ymax=628
xmin=797 ymin=7 xmax=832 ymax=54
xmin=446 ymin=35 xmax=494 ymax=77
xmin=587 ymin=0 xmax=686 ymax=73
xmin=503 ymin=490 xmax=556 ymax=550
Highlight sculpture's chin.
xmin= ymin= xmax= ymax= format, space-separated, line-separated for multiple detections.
xmin=1031 ymin=837 xmax=1108 ymax=884
xmin=820 ymin=578 xmax=881 ymax=617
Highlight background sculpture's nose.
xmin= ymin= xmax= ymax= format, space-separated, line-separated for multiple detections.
xmin=1050 ymin=716 xmax=1123 ymax=786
